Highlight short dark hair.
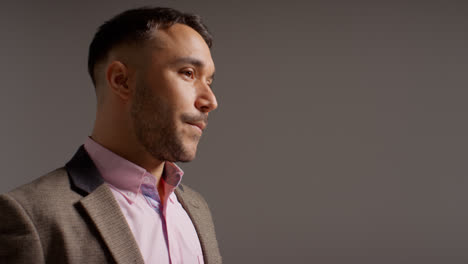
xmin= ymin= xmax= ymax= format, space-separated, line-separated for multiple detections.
xmin=88 ymin=7 xmax=213 ymax=86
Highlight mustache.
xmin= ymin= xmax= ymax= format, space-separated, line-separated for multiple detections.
xmin=181 ymin=113 xmax=208 ymax=125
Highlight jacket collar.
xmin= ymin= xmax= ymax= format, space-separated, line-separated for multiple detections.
xmin=66 ymin=145 xmax=104 ymax=195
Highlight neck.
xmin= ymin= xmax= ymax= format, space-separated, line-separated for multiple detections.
xmin=91 ymin=109 xmax=165 ymax=183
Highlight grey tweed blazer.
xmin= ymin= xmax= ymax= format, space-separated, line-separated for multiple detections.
xmin=0 ymin=146 xmax=222 ymax=264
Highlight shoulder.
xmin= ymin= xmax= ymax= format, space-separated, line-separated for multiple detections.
xmin=6 ymin=167 xmax=68 ymax=195
xmin=176 ymin=183 xmax=210 ymax=209
xmin=1 ymin=167 xmax=81 ymax=218
xmin=177 ymin=183 xmax=205 ymax=199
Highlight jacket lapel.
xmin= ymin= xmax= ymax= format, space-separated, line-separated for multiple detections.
xmin=79 ymin=185 xmax=144 ymax=264
xmin=175 ymin=186 xmax=221 ymax=264
xmin=66 ymin=146 xmax=145 ymax=264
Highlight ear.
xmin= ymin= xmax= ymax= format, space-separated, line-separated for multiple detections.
xmin=106 ymin=61 xmax=132 ymax=100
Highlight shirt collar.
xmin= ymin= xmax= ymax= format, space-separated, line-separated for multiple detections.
xmin=84 ymin=137 xmax=184 ymax=203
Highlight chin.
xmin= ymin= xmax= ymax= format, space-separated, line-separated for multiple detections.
xmin=176 ymin=143 xmax=198 ymax=162
xmin=176 ymin=151 xmax=196 ymax=163
xmin=177 ymin=155 xmax=195 ymax=163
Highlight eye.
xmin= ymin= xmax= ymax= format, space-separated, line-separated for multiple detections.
xmin=207 ymin=80 xmax=214 ymax=89
xmin=181 ymin=69 xmax=194 ymax=79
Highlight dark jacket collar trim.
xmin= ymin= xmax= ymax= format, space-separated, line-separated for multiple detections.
xmin=65 ymin=145 xmax=186 ymax=196
xmin=66 ymin=145 xmax=104 ymax=195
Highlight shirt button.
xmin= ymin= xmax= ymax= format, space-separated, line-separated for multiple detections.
xmin=127 ymin=192 xmax=135 ymax=197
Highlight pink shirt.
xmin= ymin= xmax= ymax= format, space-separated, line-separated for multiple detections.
xmin=84 ymin=137 xmax=204 ymax=264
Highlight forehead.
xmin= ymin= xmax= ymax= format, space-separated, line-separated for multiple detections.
xmin=146 ymin=24 xmax=215 ymax=71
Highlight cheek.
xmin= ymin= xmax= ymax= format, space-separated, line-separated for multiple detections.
xmin=156 ymin=71 xmax=197 ymax=113
xmin=170 ymin=86 xmax=197 ymax=112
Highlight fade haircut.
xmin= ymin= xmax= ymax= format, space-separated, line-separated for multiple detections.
xmin=87 ymin=7 xmax=213 ymax=86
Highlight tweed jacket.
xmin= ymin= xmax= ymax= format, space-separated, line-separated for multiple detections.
xmin=0 ymin=146 xmax=222 ymax=264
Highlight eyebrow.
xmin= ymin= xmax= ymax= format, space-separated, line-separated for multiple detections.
xmin=171 ymin=56 xmax=216 ymax=79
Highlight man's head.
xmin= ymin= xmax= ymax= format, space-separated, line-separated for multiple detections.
xmin=88 ymin=7 xmax=217 ymax=163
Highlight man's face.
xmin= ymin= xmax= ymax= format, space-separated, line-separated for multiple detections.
xmin=130 ymin=24 xmax=217 ymax=162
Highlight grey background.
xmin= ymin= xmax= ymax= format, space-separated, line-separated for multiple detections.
xmin=1 ymin=0 xmax=468 ymax=263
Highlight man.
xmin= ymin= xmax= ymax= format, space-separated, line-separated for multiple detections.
xmin=0 ymin=7 xmax=222 ymax=264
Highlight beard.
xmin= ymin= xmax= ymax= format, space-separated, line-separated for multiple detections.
xmin=130 ymin=79 xmax=201 ymax=163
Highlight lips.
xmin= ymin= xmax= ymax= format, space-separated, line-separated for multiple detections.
xmin=187 ymin=121 xmax=206 ymax=132
xmin=182 ymin=113 xmax=208 ymax=133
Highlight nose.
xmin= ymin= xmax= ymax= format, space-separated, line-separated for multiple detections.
xmin=195 ymin=82 xmax=218 ymax=113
